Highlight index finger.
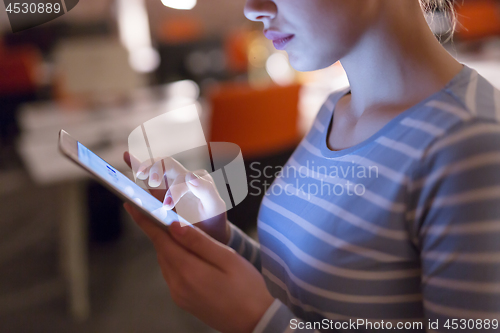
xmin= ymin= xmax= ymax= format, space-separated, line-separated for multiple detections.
xmin=169 ymin=222 xmax=235 ymax=270
xmin=125 ymin=152 xmax=190 ymax=186
xmin=124 ymin=203 xmax=217 ymax=273
xmin=130 ymin=156 xmax=187 ymax=181
xmin=160 ymin=157 xmax=189 ymax=181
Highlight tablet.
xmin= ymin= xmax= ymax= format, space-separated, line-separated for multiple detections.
xmin=58 ymin=129 xmax=189 ymax=229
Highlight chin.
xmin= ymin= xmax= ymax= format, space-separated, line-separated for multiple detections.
xmin=287 ymin=52 xmax=336 ymax=72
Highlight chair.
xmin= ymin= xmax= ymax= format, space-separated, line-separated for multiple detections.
xmin=455 ymin=0 xmax=500 ymax=41
xmin=208 ymin=83 xmax=302 ymax=231
xmin=209 ymin=82 xmax=302 ymax=157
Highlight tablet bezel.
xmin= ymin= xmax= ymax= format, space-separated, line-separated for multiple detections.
xmin=58 ymin=129 xmax=177 ymax=231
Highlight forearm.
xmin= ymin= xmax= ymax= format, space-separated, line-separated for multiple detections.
xmin=226 ymin=222 xmax=262 ymax=271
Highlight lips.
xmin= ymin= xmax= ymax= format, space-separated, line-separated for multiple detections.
xmin=264 ymin=30 xmax=295 ymax=50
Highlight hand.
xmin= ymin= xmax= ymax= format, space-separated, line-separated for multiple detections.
xmin=124 ymin=204 xmax=274 ymax=333
xmin=124 ymin=152 xmax=230 ymax=244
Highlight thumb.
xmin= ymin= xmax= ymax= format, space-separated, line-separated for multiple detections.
xmin=169 ymin=221 xmax=235 ymax=269
xmin=185 ymin=172 xmax=227 ymax=218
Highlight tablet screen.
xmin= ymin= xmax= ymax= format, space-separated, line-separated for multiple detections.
xmin=77 ymin=142 xmax=185 ymax=226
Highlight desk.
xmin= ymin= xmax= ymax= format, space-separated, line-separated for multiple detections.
xmin=16 ymin=82 xmax=205 ymax=320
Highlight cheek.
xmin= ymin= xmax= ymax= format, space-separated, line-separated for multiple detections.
xmin=287 ymin=16 xmax=364 ymax=72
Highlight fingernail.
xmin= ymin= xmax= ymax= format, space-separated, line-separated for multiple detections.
xmin=152 ymin=173 xmax=160 ymax=182
xmin=186 ymin=173 xmax=200 ymax=187
xmin=171 ymin=222 xmax=187 ymax=235
xmin=164 ymin=192 xmax=173 ymax=206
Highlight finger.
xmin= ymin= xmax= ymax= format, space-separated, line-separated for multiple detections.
xmin=193 ymin=169 xmax=212 ymax=182
xmin=123 ymin=203 xmax=170 ymax=247
xmin=125 ymin=204 xmax=216 ymax=273
xmin=123 ymin=152 xmax=150 ymax=179
xmin=124 ymin=151 xmax=150 ymax=180
xmin=169 ymin=221 xmax=235 ymax=270
xmin=184 ymin=173 xmax=226 ymax=216
xmin=156 ymin=226 xmax=219 ymax=286
xmin=123 ymin=151 xmax=132 ymax=169
xmin=134 ymin=157 xmax=188 ymax=183
xmin=137 ymin=163 xmax=152 ymax=180
xmin=161 ymin=157 xmax=188 ymax=182
xmin=163 ymin=170 xmax=210 ymax=205
xmin=155 ymin=252 xmax=173 ymax=283
xmin=124 ymin=203 xmax=197 ymax=284
xmin=149 ymin=160 xmax=165 ymax=188
xmin=123 ymin=205 xmax=219 ymax=286
xmin=149 ymin=187 xmax=168 ymax=202
xmin=123 ymin=151 xmax=144 ymax=171
xmin=164 ymin=173 xmax=190 ymax=208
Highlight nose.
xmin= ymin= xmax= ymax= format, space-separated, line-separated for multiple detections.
xmin=244 ymin=0 xmax=277 ymax=22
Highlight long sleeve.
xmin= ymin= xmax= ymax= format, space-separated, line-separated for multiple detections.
xmin=251 ymin=299 xmax=321 ymax=333
xmin=226 ymin=223 xmax=323 ymax=332
xmin=226 ymin=222 xmax=262 ymax=271
xmin=410 ymin=119 xmax=500 ymax=332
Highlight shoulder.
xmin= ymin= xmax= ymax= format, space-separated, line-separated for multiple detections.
xmin=407 ymin=65 xmax=500 ymax=165
xmin=428 ymin=65 xmax=500 ymax=128
xmin=413 ymin=118 xmax=500 ymax=179
xmin=444 ymin=64 xmax=500 ymax=123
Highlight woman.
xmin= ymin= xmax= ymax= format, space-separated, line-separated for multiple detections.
xmin=125 ymin=0 xmax=500 ymax=332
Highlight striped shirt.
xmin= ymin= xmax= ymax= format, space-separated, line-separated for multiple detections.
xmin=227 ymin=64 xmax=500 ymax=332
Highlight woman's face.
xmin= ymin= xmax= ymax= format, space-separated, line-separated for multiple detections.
xmin=244 ymin=0 xmax=378 ymax=71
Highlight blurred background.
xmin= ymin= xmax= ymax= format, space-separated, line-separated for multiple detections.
xmin=1 ymin=0 xmax=500 ymax=332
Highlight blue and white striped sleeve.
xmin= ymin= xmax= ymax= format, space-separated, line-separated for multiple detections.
xmin=226 ymin=224 xmax=321 ymax=332
xmin=226 ymin=222 xmax=262 ymax=271
xmin=410 ymin=119 xmax=500 ymax=332
xmin=252 ymin=299 xmax=321 ymax=333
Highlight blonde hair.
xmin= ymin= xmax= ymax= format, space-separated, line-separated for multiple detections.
xmin=419 ymin=0 xmax=457 ymax=36
xmin=419 ymin=0 xmax=454 ymax=12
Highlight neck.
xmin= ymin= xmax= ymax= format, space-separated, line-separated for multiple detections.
xmin=340 ymin=1 xmax=462 ymax=118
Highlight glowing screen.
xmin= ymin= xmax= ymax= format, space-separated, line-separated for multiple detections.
xmin=77 ymin=142 xmax=186 ymax=226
